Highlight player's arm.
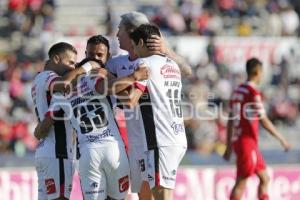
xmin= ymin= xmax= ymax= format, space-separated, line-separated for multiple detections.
xmin=34 ymin=116 xmax=54 ymax=140
xmin=254 ymin=95 xmax=291 ymax=151
xmin=116 ymin=87 xmax=144 ymax=109
xmin=49 ymin=61 xmax=101 ymax=93
xmin=260 ymin=115 xmax=290 ymax=151
xmin=146 ymin=35 xmax=192 ymax=76
xmin=223 ymin=112 xmax=234 ymax=161
xmin=95 ymin=65 xmax=148 ymax=95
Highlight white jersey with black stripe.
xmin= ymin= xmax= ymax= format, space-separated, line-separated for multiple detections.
xmin=135 ymin=55 xmax=187 ymax=149
xmin=31 ymin=71 xmax=74 ymax=159
xmin=107 ymin=55 xmax=147 ymax=148
xmin=48 ymin=75 xmax=124 ymax=150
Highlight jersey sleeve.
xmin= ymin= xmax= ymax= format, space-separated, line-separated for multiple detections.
xmin=45 ymin=93 xmax=66 ymax=118
xmin=45 ymin=71 xmax=60 ymax=91
xmin=253 ymin=92 xmax=265 ymax=117
xmin=133 ymin=58 xmax=149 ymax=92
xmin=106 ymin=58 xmax=117 ymax=76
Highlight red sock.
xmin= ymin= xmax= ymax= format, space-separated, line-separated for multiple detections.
xmin=259 ymin=193 xmax=269 ymax=200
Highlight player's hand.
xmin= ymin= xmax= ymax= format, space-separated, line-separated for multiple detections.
xmin=281 ymin=140 xmax=291 ymax=152
xmin=133 ymin=64 xmax=149 ymax=81
xmin=89 ymin=61 xmax=102 ymax=69
xmin=146 ymin=35 xmax=167 ymax=55
xmin=90 ymin=68 xmax=108 ymax=79
xmin=223 ymin=149 xmax=231 ymax=161
xmin=34 ymin=123 xmax=43 ymax=140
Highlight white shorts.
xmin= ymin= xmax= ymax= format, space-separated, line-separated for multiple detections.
xmin=35 ymin=157 xmax=75 ymax=200
xmin=147 ymin=146 xmax=186 ymax=189
xmin=127 ymin=145 xmax=148 ymax=193
xmin=79 ymin=143 xmax=130 ymax=200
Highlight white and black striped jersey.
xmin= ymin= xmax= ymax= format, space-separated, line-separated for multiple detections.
xmin=107 ymin=55 xmax=147 ymax=148
xmin=134 ymin=55 xmax=187 ymax=149
xmin=31 ymin=71 xmax=74 ymax=159
xmin=47 ymin=75 xmax=124 ymax=150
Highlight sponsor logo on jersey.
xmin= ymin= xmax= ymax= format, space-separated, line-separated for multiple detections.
xmin=171 ymin=122 xmax=184 ymax=135
xmin=90 ymin=182 xmax=98 ymax=188
xmin=148 ymin=174 xmax=154 ymax=181
xmin=172 ymin=170 xmax=176 ymax=175
xmin=128 ymin=65 xmax=134 ymax=70
xmin=162 ymin=175 xmax=175 ymax=181
xmin=160 ymin=64 xmax=181 ymax=79
xmin=86 ymin=129 xmax=112 ymax=142
xmin=84 ymin=182 xmax=104 ymax=195
xmin=139 ymin=159 xmax=146 ymax=172
xmin=68 ymin=184 xmax=72 ymax=192
xmin=45 ymin=178 xmax=56 ymax=194
xmin=119 ymin=175 xmax=129 ymax=192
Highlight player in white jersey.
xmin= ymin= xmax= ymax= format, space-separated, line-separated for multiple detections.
xmin=106 ymin=12 xmax=192 ymax=200
xmin=125 ymin=24 xmax=188 ymax=200
xmin=34 ymin=38 xmax=149 ymax=200
xmin=32 ymin=42 xmax=103 ymax=200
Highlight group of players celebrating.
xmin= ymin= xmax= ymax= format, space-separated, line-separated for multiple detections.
xmin=31 ymin=11 xmax=291 ymax=200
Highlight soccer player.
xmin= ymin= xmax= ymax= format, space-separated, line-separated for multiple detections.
xmin=34 ymin=38 xmax=149 ymax=200
xmin=125 ymin=24 xmax=187 ymax=200
xmin=84 ymin=34 xmax=130 ymax=154
xmin=106 ymin=11 xmax=191 ymax=200
xmin=32 ymin=42 xmax=102 ymax=200
xmin=223 ymin=58 xmax=291 ymax=200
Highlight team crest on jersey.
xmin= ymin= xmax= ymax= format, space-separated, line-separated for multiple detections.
xmin=160 ymin=64 xmax=180 ymax=79
xmin=118 ymin=175 xmax=129 ymax=192
xmin=45 ymin=178 xmax=56 ymax=194
xmin=171 ymin=122 xmax=184 ymax=135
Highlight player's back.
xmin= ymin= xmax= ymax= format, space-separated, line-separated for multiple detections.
xmin=230 ymin=82 xmax=262 ymax=144
xmin=31 ymin=71 xmax=73 ymax=159
xmin=49 ymin=75 xmax=124 ymax=149
xmin=137 ymin=55 xmax=187 ymax=149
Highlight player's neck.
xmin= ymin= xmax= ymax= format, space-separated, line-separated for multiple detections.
xmin=138 ymin=51 xmax=153 ymax=58
xmin=246 ymin=79 xmax=258 ymax=87
xmin=128 ymin=49 xmax=138 ymax=61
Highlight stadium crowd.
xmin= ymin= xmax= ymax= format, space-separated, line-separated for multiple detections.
xmin=0 ymin=0 xmax=300 ymax=157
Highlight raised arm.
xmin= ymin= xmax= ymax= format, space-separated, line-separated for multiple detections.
xmin=49 ymin=61 xmax=101 ymax=93
xmin=116 ymin=87 xmax=144 ymax=109
xmin=146 ymin=35 xmax=192 ymax=76
xmin=95 ymin=64 xmax=149 ymax=95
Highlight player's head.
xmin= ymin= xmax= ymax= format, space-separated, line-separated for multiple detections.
xmin=130 ymin=24 xmax=161 ymax=57
xmin=85 ymin=35 xmax=110 ymax=64
xmin=117 ymin=11 xmax=149 ymax=51
xmin=48 ymin=42 xmax=77 ymax=74
xmin=246 ymin=57 xmax=263 ymax=83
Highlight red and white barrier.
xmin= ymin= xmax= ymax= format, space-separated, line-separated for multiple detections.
xmin=0 ymin=166 xmax=300 ymax=200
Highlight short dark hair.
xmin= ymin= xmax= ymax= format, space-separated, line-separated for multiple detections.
xmin=87 ymin=35 xmax=110 ymax=51
xmin=48 ymin=42 xmax=77 ymax=59
xmin=130 ymin=24 xmax=161 ymax=45
xmin=246 ymin=57 xmax=262 ymax=76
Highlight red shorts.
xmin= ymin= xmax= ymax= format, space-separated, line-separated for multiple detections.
xmin=233 ymin=141 xmax=266 ymax=178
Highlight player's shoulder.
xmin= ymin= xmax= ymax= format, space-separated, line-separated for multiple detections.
xmin=108 ymin=54 xmax=129 ymax=64
xmin=244 ymin=83 xmax=260 ymax=96
xmin=143 ymin=54 xmax=177 ymax=66
xmin=33 ymin=70 xmax=55 ymax=82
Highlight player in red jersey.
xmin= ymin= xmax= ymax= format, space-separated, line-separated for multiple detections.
xmin=223 ymin=58 xmax=290 ymax=200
